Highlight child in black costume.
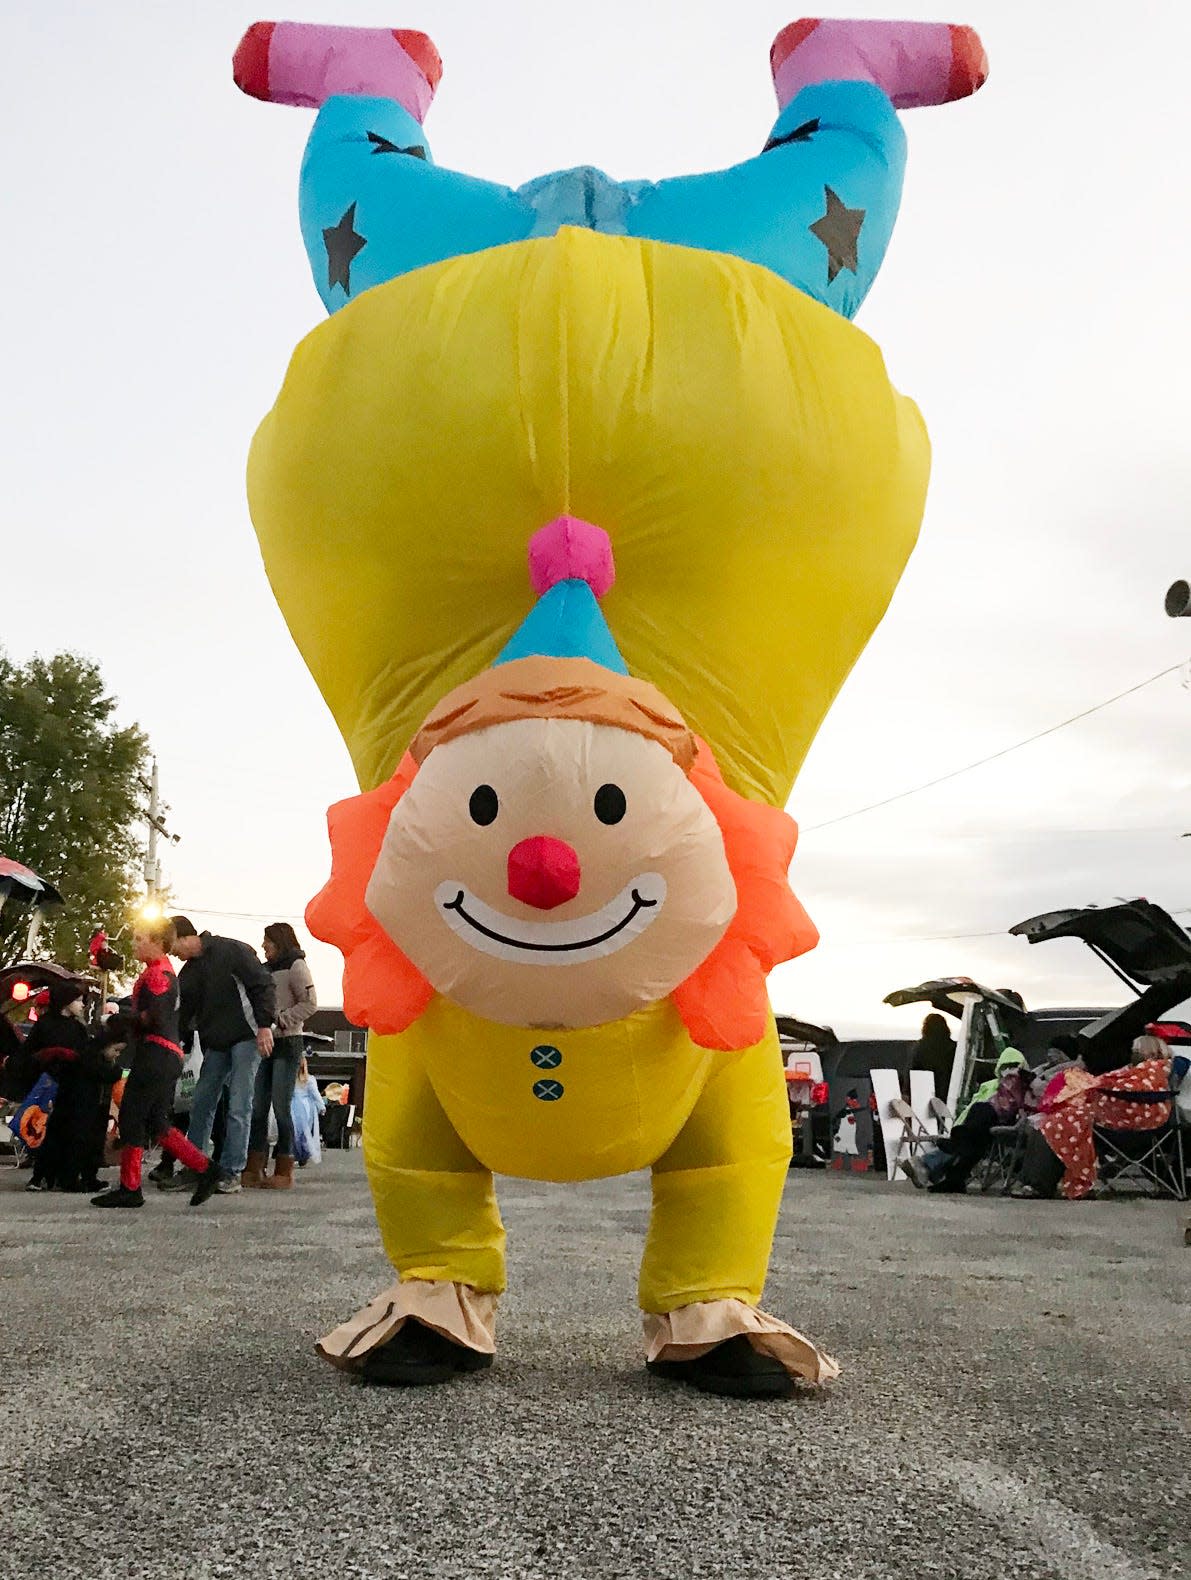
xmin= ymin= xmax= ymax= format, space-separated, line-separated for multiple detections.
xmin=21 ymin=979 xmax=119 ymax=1192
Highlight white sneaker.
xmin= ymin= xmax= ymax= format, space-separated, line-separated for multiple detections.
xmin=215 ymin=1175 xmax=243 ymax=1195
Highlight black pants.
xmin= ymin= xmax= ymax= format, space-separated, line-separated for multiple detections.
xmin=248 ymin=1036 xmax=303 ymax=1156
xmin=31 ymin=1073 xmax=109 ymax=1188
xmin=119 ymin=1043 xmax=183 ymax=1149
xmin=932 ymin=1102 xmax=997 ymax=1191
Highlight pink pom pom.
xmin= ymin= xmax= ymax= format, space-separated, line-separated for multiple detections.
xmin=528 ymin=517 xmax=615 ymax=599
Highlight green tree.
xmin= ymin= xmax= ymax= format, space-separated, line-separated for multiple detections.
xmin=0 ymin=650 xmax=150 ymax=970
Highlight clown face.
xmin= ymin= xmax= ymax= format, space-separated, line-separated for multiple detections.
xmin=365 ymin=718 xmax=737 ymax=1028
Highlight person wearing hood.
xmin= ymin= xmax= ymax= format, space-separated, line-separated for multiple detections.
xmin=21 ymin=979 xmax=120 ymax=1193
xmin=243 ymin=923 xmax=318 ymax=1189
xmin=903 ymin=1047 xmax=1033 ymax=1193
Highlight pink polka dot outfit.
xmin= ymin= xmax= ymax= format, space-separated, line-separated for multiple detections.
xmin=1038 ymin=1059 xmax=1172 ymax=1201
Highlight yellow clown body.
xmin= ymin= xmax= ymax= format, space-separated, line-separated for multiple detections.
xmin=318 ymin=964 xmax=834 ymax=1382
xmin=248 ymin=228 xmax=929 ymax=806
xmin=361 ymin=1000 xmax=785 ymax=1296
xmin=236 ymin=17 xmax=989 ymax=1396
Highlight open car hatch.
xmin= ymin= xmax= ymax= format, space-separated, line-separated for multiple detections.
xmin=1009 ymin=899 xmax=1191 ymax=1070
xmin=1009 ymin=899 xmax=1191 ymax=990
xmin=883 ymin=977 xmax=1025 ymax=1020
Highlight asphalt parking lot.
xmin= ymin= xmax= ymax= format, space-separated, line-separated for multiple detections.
xmin=1 ymin=1154 xmax=1187 ymax=1580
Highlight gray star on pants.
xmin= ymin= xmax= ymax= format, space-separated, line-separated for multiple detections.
xmin=809 ymin=186 xmax=865 ymax=285
xmin=323 ymin=202 xmax=367 ymax=295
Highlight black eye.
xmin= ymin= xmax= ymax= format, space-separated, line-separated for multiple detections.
xmin=469 ymin=785 xmax=499 ymax=825
xmin=593 ymin=783 xmax=626 ymax=825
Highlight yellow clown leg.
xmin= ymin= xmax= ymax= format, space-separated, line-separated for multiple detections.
xmin=317 ymin=1033 xmax=505 ymax=1371
xmin=639 ymin=1024 xmax=840 ymax=1384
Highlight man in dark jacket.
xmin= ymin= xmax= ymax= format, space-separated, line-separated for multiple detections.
xmin=164 ymin=916 xmax=276 ymax=1193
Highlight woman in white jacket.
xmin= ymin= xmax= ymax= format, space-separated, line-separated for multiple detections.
xmin=243 ymin=923 xmax=318 ymax=1189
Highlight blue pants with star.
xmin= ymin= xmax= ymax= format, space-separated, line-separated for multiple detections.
xmin=300 ymin=80 xmax=905 ymax=320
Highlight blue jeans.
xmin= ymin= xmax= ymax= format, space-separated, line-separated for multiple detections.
xmin=186 ymin=1040 xmax=260 ymax=1174
xmin=248 ymin=1036 xmax=302 ymax=1156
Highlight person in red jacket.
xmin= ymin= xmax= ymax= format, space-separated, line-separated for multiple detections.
xmin=91 ymin=919 xmax=232 ymax=1210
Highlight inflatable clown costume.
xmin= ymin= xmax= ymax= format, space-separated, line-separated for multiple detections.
xmin=235 ymin=18 xmax=989 ymax=1396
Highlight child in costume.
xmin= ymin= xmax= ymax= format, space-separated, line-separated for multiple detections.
xmin=91 ymin=920 xmax=232 ymax=1211
xmin=22 ymin=979 xmax=119 ymax=1192
xmin=292 ymin=1056 xmax=326 ymax=1166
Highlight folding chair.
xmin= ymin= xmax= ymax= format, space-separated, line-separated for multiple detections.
xmin=928 ymin=1096 xmax=954 ymax=1137
xmin=1 ymin=1102 xmax=31 ymax=1169
xmin=1094 ymin=1088 xmax=1186 ymax=1200
xmin=887 ymin=1096 xmax=935 ymax=1178
xmin=979 ymin=1121 xmax=1028 ymax=1195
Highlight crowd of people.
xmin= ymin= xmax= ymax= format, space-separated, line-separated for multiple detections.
xmin=1 ymin=915 xmax=322 ymax=1209
xmin=902 ymin=1025 xmax=1189 ymax=1201
xmin=7 ymin=949 xmax=1186 ymax=1211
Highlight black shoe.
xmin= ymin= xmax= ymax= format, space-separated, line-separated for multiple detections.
xmin=646 ymin=1334 xmax=794 ymax=1400
xmin=189 ymin=1166 xmax=229 ymax=1207
xmin=91 ymin=1185 xmax=145 ymax=1209
xmin=148 ymin=1160 xmax=175 ymax=1184
xmin=157 ymin=1167 xmax=201 ymax=1192
xmin=24 ymin=1177 xmax=51 ymax=1193
xmin=359 ymin=1321 xmax=494 ymax=1388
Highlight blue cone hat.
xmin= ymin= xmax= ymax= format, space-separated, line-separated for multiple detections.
xmin=494 ymin=516 xmax=627 ymax=675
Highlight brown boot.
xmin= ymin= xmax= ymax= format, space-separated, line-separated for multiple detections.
xmin=242 ymin=1149 xmax=269 ymax=1189
xmin=262 ymin=1154 xmax=295 ymax=1190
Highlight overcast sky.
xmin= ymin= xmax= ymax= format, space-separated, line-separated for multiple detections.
xmin=4 ymin=0 xmax=1188 ymax=1035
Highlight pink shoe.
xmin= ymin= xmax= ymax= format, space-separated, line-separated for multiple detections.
xmin=771 ymin=17 xmax=988 ymax=111
xmin=233 ymin=22 xmax=441 ymax=122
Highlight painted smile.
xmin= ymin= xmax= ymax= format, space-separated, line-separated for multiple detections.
xmin=434 ymin=875 xmax=667 ymax=964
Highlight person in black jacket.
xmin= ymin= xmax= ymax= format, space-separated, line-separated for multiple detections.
xmin=165 ymin=916 xmax=276 ymax=1194
xmin=92 ymin=918 xmax=231 ymax=1209
xmin=22 ymin=978 xmax=120 ymax=1192
xmin=909 ymin=1013 xmax=957 ymax=1096
xmin=0 ymin=1009 xmax=26 ymax=1101
xmin=1 ymin=1010 xmax=37 ymax=1107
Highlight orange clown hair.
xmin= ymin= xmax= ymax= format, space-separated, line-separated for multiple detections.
xmin=306 ymin=743 xmax=818 ymax=1052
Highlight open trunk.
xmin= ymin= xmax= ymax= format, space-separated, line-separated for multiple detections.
xmin=1009 ymin=900 xmax=1191 ymax=1072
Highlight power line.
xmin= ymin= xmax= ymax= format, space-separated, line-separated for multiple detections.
xmin=173 ymin=905 xmax=306 ymax=924
xmin=804 ymin=660 xmax=1186 ymax=833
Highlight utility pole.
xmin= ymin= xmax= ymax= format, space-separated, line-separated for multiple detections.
xmin=138 ymin=757 xmax=180 ymax=917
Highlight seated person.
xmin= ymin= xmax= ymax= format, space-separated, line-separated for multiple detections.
xmin=902 ymin=1047 xmax=1034 ymax=1192
xmin=1015 ymin=1034 xmax=1188 ymax=1200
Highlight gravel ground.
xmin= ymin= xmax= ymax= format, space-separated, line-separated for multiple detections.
xmin=0 ymin=1153 xmax=1187 ymax=1580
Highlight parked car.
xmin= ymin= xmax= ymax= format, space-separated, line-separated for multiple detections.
xmin=884 ymin=899 xmax=1191 ymax=1112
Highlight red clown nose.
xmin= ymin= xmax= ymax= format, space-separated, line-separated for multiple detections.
xmin=507 ymin=836 xmax=582 ymax=910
